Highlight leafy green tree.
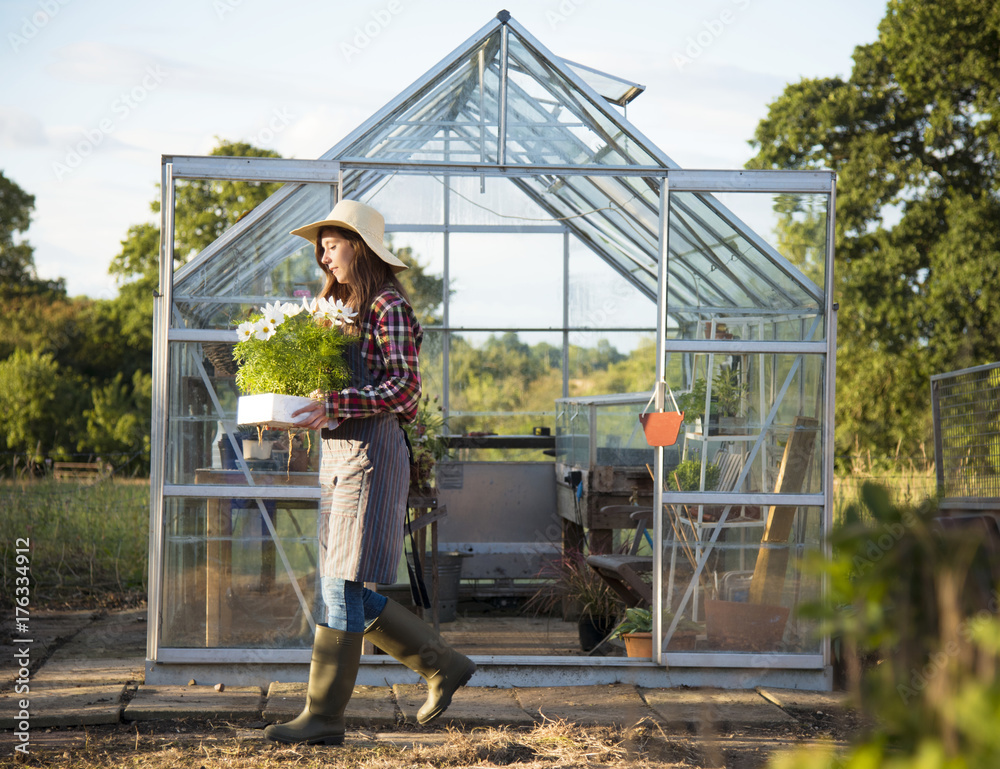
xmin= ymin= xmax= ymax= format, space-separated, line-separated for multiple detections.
xmin=82 ymin=371 xmax=152 ymax=472
xmin=747 ymin=0 xmax=1000 ymax=458
xmin=0 ymin=170 xmax=64 ymax=296
xmin=0 ymin=349 xmax=84 ymax=460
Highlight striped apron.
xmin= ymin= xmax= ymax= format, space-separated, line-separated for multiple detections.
xmin=317 ymin=340 xmax=410 ymax=584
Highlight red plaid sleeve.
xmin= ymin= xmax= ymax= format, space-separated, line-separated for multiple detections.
xmin=326 ymin=287 xmax=423 ymax=423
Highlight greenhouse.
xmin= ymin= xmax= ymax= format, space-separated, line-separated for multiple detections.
xmin=147 ymin=11 xmax=837 ymax=690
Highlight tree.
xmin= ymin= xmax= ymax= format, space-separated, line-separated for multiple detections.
xmin=0 ymin=349 xmax=84 ymax=460
xmin=0 ymin=170 xmax=64 ymax=296
xmin=747 ymin=0 xmax=1000 ymax=458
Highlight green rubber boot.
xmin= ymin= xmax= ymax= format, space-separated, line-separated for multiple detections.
xmin=364 ymin=599 xmax=476 ymax=724
xmin=263 ymin=625 xmax=362 ymax=745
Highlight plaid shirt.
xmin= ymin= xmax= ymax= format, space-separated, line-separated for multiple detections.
xmin=326 ymin=285 xmax=423 ymax=423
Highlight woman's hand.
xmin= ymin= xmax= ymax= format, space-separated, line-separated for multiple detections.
xmin=292 ymin=394 xmax=330 ymax=430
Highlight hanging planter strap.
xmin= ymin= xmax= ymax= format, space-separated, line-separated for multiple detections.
xmin=639 ymin=384 xmax=684 ymax=447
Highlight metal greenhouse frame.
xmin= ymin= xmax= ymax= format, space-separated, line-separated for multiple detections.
xmin=148 ymin=11 xmax=837 ymax=690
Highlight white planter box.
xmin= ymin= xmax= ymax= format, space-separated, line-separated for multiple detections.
xmin=236 ymin=393 xmax=315 ymax=429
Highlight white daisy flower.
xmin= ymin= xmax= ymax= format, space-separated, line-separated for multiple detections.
xmin=280 ymin=301 xmax=304 ymax=317
xmin=236 ymin=322 xmax=255 ymax=342
xmin=254 ymin=317 xmax=277 ymax=341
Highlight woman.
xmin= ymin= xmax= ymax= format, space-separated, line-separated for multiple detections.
xmin=263 ymin=199 xmax=476 ymax=746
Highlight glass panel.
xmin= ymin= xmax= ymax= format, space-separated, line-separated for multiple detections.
xmin=668 ymin=191 xmax=828 ymax=334
xmin=659 ymin=505 xmax=823 ymax=655
xmin=567 ymin=332 xmax=657 ymax=397
xmin=449 ymin=233 xmax=563 ymax=328
xmin=336 ymin=30 xmax=501 ymax=164
xmin=505 ymin=33 xmax=660 ymax=167
xmin=678 ymin=353 xmax=826 ymax=496
xmin=363 ymin=174 xmax=445 ymax=226
xmin=568 ymin=238 xmax=657 ymax=331
xmin=562 ymin=60 xmax=644 ymax=106
xmin=448 ymin=330 xmax=561 ymax=436
xmin=166 ymin=341 xmax=321 ymax=486
xmin=173 ymin=182 xmax=336 ymax=331
xmin=515 ymin=173 xmax=660 ymax=299
xmin=447 ymin=174 xmax=554 ymax=226
xmin=160 ymin=495 xmax=320 ymax=649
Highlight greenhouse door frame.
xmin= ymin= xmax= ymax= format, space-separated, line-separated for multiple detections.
xmin=150 ymin=155 xmax=835 ymax=689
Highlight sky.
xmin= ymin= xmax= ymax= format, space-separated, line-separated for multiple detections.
xmin=0 ymin=0 xmax=888 ymax=300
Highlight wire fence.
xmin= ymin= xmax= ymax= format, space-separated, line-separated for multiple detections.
xmin=931 ymin=362 xmax=1000 ymax=505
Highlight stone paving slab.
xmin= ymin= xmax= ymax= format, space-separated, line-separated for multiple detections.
xmin=0 ymin=684 xmax=125 ymax=728
xmin=53 ymin=610 xmax=147 ymax=659
xmin=756 ymin=687 xmax=855 ymax=716
xmin=31 ymin=657 xmax=145 ymax=687
xmin=641 ymin=688 xmax=795 ymax=730
xmin=263 ymin=682 xmax=398 ymax=726
xmin=124 ymin=684 xmax=264 ymax=721
xmin=393 ymin=683 xmax=535 ymax=727
xmin=514 ymin=684 xmax=654 ymax=727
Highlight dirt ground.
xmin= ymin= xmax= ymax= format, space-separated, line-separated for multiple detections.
xmin=9 ymin=700 xmax=861 ymax=769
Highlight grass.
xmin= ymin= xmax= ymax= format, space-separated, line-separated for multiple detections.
xmin=0 ymin=477 xmax=149 ymax=611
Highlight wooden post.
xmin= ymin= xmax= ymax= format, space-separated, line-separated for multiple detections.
xmin=748 ymin=416 xmax=819 ymax=605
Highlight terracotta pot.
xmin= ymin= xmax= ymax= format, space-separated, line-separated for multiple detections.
xmin=622 ymin=631 xmax=653 ymax=658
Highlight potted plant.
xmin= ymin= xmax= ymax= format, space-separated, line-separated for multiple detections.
xmin=672 ymin=458 xmax=720 ymax=492
xmin=610 ymin=607 xmax=702 ymax=657
xmin=712 ymin=367 xmax=750 ymax=435
xmin=676 ymin=377 xmax=711 ymax=434
xmin=403 ymin=394 xmax=450 ymax=494
xmin=525 ymin=550 xmax=621 ymax=654
xmin=232 ymin=297 xmax=355 ymax=428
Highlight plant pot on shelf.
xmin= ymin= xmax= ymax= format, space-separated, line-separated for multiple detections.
xmin=716 ymin=416 xmax=747 ymax=436
xmin=237 ymin=393 xmax=315 ymax=429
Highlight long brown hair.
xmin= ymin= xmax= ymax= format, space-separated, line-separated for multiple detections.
xmin=314 ymin=226 xmax=409 ymax=332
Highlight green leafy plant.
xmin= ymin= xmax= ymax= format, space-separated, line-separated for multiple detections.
xmin=672 ymin=458 xmax=720 ymax=491
xmin=675 ymin=377 xmax=709 ymax=424
xmin=233 ymin=299 xmax=354 ymax=398
xmin=403 ymin=394 xmax=450 ymax=492
xmin=712 ymin=366 xmax=749 ymax=417
xmin=610 ymin=607 xmax=701 ymax=639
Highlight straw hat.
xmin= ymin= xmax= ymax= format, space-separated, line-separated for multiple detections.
xmin=290 ymin=199 xmax=407 ymax=273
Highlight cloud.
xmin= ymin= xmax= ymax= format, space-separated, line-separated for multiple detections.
xmin=47 ymin=41 xmax=162 ymax=85
xmin=0 ymin=107 xmax=48 ymax=148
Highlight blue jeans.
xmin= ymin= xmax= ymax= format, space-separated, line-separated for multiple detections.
xmin=320 ymin=576 xmax=388 ymax=633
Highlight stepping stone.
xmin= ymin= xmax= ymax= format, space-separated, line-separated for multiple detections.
xmin=394 ymin=684 xmax=534 ymax=727
xmin=32 ymin=657 xmax=144 ymax=687
xmin=123 ymin=684 xmax=263 ymax=721
xmin=263 ymin=682 xmax=397 ymax=726
xmin=642 ymin=687 xmax=795 ymax=729
xmin=514 ymin=684 xmax=652 ymax=727
xmin=0 ymin=684 xmax=125 ymax=728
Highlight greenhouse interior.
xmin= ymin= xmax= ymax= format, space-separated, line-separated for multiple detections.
xmin=147 ymin=11 xmax=837 ymax=689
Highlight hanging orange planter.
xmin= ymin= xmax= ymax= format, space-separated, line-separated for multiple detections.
xmin=639 ymin=411 xmax=684 ymax=446
xmin=639 ymin=387 xmax=684 ymax=447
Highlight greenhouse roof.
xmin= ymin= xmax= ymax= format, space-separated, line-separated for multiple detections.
xmin=174 ymin=11 xmax=821 ymax=325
